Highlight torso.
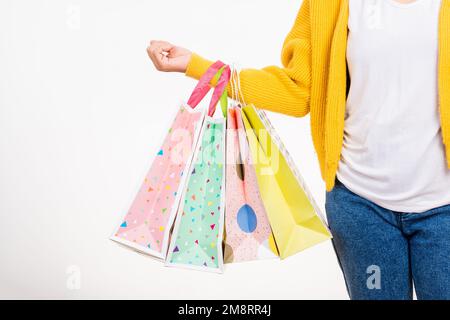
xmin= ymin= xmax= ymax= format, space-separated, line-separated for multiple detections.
xmin=337 ymin=0 xmax=450 ymax=212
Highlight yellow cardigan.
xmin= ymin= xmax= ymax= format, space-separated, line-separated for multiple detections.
xmin=185 ymin=0 xmax=450 ymax=192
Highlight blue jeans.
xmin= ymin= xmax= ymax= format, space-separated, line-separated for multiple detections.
xmin=325 ymin=177 xmax=450 ymax=300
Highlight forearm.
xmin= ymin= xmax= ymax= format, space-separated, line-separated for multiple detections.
xmin=185 ymin=53 xmax=310 ymax=118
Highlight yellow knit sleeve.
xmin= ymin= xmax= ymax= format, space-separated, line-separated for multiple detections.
xmin=185 ymin=0 xmax=311 ymax=118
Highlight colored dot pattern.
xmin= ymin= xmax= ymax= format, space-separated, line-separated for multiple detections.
xmin=168 ymin=118 xmax=225 ymax=269
xmin=114 ymin=106 xmax=203 ymax=255
xmin=223 ymin=107 xmax=278 ymax=263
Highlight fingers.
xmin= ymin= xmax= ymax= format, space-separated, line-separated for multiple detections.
xmin=150 ymin=40 xmax=173 ymax=52
xmin=147 ymin=40 xmax=174 ymax=71
xmin=147 ymin=40 xmax=191 ymax=73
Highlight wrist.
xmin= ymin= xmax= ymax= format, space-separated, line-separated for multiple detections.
xmin=185 ymin=53 xmax=216 ymax=80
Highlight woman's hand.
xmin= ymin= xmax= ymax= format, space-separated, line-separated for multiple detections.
xmin=147 ymin=40 xmax=192 ymax=73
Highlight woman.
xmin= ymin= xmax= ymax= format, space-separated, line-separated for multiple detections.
xmin=147 ymin=0 xmax=450 ymax=300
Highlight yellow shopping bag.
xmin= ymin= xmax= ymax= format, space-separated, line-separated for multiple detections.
xmin=240 ymin=105 xmax=331 ymax=259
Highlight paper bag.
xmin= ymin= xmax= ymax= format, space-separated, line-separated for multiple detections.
xmin=241 ymin=105 xmax=331 ymax=259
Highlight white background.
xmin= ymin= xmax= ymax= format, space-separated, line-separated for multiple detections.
xmin=0 ymin=0 xmax=347 ymax=299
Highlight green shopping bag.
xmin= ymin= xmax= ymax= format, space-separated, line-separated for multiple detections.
xmin=165 ymin=65 xmax=231 ymax=273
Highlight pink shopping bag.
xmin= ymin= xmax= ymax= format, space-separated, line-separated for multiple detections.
xmin=111 ymin=61 xmax=228 ymax=260
xmin=223 ymin=107 xmax=279 ymax=263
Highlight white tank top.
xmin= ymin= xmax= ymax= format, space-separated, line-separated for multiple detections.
xmin=337 ymin=0 xmax=450 ymax=213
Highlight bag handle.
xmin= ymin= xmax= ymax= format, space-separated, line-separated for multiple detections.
xmin=187 ymin=61 xmax=230 ymax=118
xmin=208 ymin=65 xmax=231 ymax=118
xmin=187 ymin=60 xmax=226 ymax=109
xmin=230 ymin=64 xmax=246 ymax=107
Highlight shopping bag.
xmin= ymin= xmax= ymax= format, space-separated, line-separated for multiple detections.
xmin=240 ymin=105 xmax=332 ymax=259
xmin=111 ymin=61 xmax=228 ymax=260
xmin=223 ymin=106 xmax=279 ymax=263
xmin=165 ymin=66 xmax=231 ymax=273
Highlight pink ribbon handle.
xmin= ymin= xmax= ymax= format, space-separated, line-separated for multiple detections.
xmin=207 ymin=65 xmax=231 ymax=117
xmin=187 ymin=60 xmax=226 ymax=109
